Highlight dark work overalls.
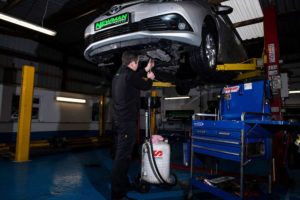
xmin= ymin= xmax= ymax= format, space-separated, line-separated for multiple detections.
xmin=111 ymin=66 xmax=152 ymax=200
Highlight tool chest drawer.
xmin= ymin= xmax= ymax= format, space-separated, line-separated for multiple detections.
xmin=192 ymin=120 xmax=246 ymax=140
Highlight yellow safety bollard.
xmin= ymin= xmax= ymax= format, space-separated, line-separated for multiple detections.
xmin=15 ymin=65 xmax=35 ymax=162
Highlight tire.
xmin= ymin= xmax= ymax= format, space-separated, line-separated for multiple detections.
xmin=189 ymin=27 xmax=218 ymax=75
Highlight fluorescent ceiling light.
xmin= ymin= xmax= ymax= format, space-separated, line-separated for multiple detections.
xmin=0 ymin=12 xmax=56 ymax=36
xmin=164 ymin=96 xmax=190 ymax=100
xmin=56 ymin=97 xmax=86 ymax=104
xmin=289 ymin=90 xmax=300 ymax=94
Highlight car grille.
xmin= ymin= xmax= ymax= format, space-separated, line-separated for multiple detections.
xmin=141 ymin=17 xmax=168 ymax=31
xmin=85 ymin=14 xmax=190 ymax=48
xmin=85 ymin=23 xmax=139 ymax=46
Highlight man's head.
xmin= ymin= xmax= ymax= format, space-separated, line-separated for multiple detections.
xmin=122 ymin=50 xmax=139 ymax=71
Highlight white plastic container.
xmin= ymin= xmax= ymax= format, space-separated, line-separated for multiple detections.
xmin=141 ymin=140 xmax=171 ymax=184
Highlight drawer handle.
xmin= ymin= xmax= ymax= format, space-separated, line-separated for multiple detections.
xmin=193 ymin=144 xmax=240 ymax=156
xmin=219 ymin=132 xmax=230 ymax=136
xmin=192 ymin=136 xmax=239 ymax=145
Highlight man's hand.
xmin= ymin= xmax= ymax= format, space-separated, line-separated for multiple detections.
xmin=147 ymin=71 xmax=155 ymax=80
xmin=145 ymin=58 xmax=155 ymax=72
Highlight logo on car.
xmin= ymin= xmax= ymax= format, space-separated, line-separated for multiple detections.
xmin=109 ymin=5 xmax=121 ymax=15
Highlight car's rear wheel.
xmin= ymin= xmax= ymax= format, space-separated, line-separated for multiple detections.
xmin=189 ymin=27 xmax=218 ymax=76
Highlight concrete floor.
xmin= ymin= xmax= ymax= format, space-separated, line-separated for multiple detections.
xmin=1 ymin=148 xmax=300 ymax=200
xmin=0 ymin=148 xmax=187 ymax=200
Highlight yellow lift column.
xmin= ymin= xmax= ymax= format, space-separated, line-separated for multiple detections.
xmin=150 ymin=81 xmax=175 ymax=135
xmin=15 ymin=65 xmax=35 ymax=162
xmin=150 ymin=82 xmax=175 ymax=135
xmin=99 ymin=95 xmax=106 ymax=137
xmin=150 ymin=90 xmax=157 ymax=135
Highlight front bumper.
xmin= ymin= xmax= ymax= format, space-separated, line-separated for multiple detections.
xmin=84 ymin=14 xmax=200 ymax=62
xmin=84 ymin=31 xmax=200 ymax=62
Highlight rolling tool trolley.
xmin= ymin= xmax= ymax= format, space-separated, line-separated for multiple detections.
xmin=189 ymin=80 xmax=300 ymax=200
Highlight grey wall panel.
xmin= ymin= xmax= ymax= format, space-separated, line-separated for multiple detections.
xmin=37 ymin=74 xmax=62 ymax=90
xmin=65 ymin=81 xmax=99 ymax=94
xmin=0 ymin=54 xmax=14 ymax=68
xmin=68 ymin=56 xmax=97 ymax=70
xmin=37 ymin=63 xmax=62 ymax=76
xmin=68 ymin=69 xmax=100 ymax=84
xmin=0 ymin=34 xmax=63 ymax=61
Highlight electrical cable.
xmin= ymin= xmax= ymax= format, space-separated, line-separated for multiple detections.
xmin=42 ymin=0 xmax=49 ymax=27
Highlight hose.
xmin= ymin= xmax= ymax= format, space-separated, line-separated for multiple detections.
xmin=143 ymin=94 xmax=177 ymax=186
xmin=145 ymin=138 xmax=177 ymax=186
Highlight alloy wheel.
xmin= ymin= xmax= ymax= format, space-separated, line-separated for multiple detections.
xmin=205 ymin=33 xmax=217 ymax=70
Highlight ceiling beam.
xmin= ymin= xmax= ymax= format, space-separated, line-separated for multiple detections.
xmin=233 ymin=17 xmax=264 ymax=28
xmin=2 ymin=0 xmax=23 ymax=11
xmin=45 ymin=0 xmax=122 ymax=27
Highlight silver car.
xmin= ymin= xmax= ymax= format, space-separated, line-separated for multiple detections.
xmin=84 ymin=0 xmax=247 ymax=94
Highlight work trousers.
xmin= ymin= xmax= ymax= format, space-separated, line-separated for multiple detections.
xmin=111 ymin=121 xmax=136 ymax=200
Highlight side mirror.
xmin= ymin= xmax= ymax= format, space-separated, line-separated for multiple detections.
xmin=213 ymin=5 xmax=233 ymax=15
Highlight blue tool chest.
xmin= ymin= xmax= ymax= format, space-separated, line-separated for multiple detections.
xmin=189 ymin=80 xmax=300 ymax=200
xmin=192 ymin=120 xmax=271 ymax=162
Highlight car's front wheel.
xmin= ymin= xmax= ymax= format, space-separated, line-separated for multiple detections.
xmin=189 ymin=27 xmax=218 ymax=76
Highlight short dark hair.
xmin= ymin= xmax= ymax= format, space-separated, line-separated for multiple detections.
xmin=122 ymin=50 xmax=139 ymax=66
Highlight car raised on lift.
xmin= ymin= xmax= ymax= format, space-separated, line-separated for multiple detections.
xmin=84 ymin=0 xmax=247 ymax=94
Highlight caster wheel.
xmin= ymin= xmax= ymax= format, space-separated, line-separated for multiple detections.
xmin=185 ymin=189 xmax=193 ymax=200
xmin=138 ymin=181 xmax=150 ymax=193
xmin=134 ymin=174 xmax=150 ymax=193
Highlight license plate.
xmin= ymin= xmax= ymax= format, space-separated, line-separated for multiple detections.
xmin=94 ymin=12 xmax=130 ymax=32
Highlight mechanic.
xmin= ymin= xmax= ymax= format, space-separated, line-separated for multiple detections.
xmin=111 ymin=50 xmax=155 ymax=200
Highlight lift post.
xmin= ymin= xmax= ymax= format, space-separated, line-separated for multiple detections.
xmin=150 ymin=90 xmax=158 ymax=135
xmin=99 ymin=95 xmax=106 ymax=137
xmin=216 ymin=58 xmax=265 ymax=81
xmin=216 ymin=58 xmax=263 ymax=71
xmin=15 ymin=65 xmax=35 ymax=162
xmin=263 ymin=6 xmax=282 ymax=120
xmin=263 ymin=5 xmax=287 ymax=186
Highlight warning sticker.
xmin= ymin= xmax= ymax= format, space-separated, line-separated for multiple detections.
xmin=244 ymin=83 xmax=252 ymax=90
xmin=223 ymin=86 xmax=239 ymax=94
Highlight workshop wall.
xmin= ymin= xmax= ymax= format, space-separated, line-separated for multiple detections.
xmin=0 ymin=84 xmax=111 ymax=142
xmin=0 ymin=34 xmax=107 ymax=95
